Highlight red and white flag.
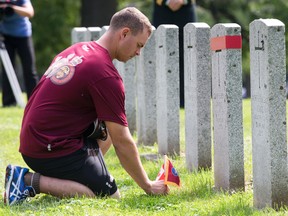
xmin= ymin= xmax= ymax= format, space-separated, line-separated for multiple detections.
xmin=156 ymin=155 xmax=180 ymax=187
xmin=156 ymin=163 xmax=165 ymax=181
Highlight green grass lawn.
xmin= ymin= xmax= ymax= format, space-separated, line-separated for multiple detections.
xmin=0 ymin=98 xmax=287 ymax=215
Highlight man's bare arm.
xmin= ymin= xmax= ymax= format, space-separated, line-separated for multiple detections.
xmin=105 ymin=121 xmax=167 ymax=195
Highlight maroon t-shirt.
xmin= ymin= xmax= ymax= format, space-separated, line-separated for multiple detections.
xmin=19 ymin=41 xmax=128 ymax=158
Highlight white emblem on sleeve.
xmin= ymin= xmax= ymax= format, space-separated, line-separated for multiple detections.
xmin=44 ymin=54 xmax=84 ymax=85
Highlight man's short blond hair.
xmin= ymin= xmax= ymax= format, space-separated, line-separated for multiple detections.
xmin=109 ymin=7 xmax=152 ymax=36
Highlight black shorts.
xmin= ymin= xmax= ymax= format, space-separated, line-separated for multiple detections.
xmin=22 ymin=140 xmax=117 ymax=197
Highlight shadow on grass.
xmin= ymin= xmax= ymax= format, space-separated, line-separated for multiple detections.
xmin=0 ymin=187 xmax=279 ymax=216
xmin=0 ymin=169 xmax=284 ymax=216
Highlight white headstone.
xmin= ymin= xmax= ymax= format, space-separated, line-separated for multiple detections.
xmin=87 ymin=27 xmax=102 ymax=41
xmin=211 ymin=23 xmax=244 ymax=191
xmin=156 ymin=24 xmax=180 ymax=155
xmin=184 ymin=22 xmax=212 ymax=171
xmin=136 ymin=28 xmax=157 ymax=145
xmin=71 ymin=27 xmax=90 ymax=44
xmin=250 ymin=18 xmax=288 ymax=209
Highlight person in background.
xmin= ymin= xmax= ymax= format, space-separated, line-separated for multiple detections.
xmin=4 ymin=7 xmax=168 ymax=206
xmin=153 ymin=0 xmax=197 ymax=108
xmin=0 ymin=0 xmax=38 ymax=107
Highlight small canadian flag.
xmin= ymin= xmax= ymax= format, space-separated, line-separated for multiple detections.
xmin=156 ymin=155 xmax=180 ymax=187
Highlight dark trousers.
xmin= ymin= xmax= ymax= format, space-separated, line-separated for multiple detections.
xmin=153 ymin=2 xmax=197 ymax=107
xmin=1 ymin=35 xmax=38 ymax=106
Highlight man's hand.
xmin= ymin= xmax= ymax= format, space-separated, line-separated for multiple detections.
xmin=167 ymin=0 xmax=185 ymax=12
xmin=146 ymin=180 xmax=169 ymax=195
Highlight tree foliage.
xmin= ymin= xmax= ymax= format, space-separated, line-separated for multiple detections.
xmin=31 ymin=0 xmax=288 ymax=81
xmin=32 ymin=0 xmax=80 ymax=74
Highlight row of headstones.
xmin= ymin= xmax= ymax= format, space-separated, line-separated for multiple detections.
xmin=71 ymin=18 xmax=288 ymax=210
